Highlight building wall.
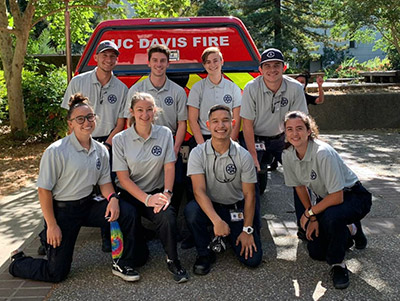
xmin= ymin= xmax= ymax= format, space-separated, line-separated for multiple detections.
xmin=308 ymin=93 xmax=400 ymax=130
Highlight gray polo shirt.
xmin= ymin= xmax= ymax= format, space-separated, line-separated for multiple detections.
xmin=240 ymin=75 xmax=308 ymax=137
xmin=37 ymin=132 xmax=111 ymax=201
xmin=112 ymin=124 xmax=176 ymax=192
xmin=125 ymin=77 xmax=187 ymax=135
xmin=62 ymin=68 xmax=128 ymax=138
xmin=187 ymin=139 xmax=257 ymax=205
xmin=282 ymin=139 xmax=359 ymax=198
xmin=187 ymin=77 xmax=241 ymax=135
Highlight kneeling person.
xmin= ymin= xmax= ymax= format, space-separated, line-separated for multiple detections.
xmin=185 ymin=105 xmax=263 ymax=275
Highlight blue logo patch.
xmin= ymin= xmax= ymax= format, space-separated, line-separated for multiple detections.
xmin=310 ymin=170 xmax=317 ymax=180
xmin=223 ymin=94 xmax=233 ymax=104
xmin=280 ymin=97 xmax=288 ymax=107
xmin=226 ymin=163 xmax=237 ymax=175
xmin=108 ymin=94 xmax=117 ymax=104
xmin=151 ymin=145 xmax=162 ymax=156
xmin=164 ymin=96 xmax=174 ymax=106
xmin=96 ymin=158 xmax=101 ymax=170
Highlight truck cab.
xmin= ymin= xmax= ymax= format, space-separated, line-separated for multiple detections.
xmin=75 ymin=16 xmax=260 ymax=92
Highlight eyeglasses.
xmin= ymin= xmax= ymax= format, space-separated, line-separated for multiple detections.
xmin=69 ymin=114 xmax=96 ymax=124
xmin=210 ymin=141 xmax=237 ymax=184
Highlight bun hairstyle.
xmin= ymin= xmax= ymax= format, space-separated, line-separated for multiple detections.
xmin=284 ymin=111 xmax=319 ymax=149
xmin=129 ymin=92 xmax=159 ymax=125
xmin=67 ymin=93 xmax=91 ymax=120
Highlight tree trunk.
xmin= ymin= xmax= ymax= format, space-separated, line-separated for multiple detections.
xmin=273 ymin=0 xmax=282 ymax=49
xmin=6 ymin=67 xmax=27 ymax=136
xmin=0 ymin=1 xmax=35 ymax=137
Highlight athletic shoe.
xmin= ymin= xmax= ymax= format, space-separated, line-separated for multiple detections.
xmin=330 ymin=265 xmax=349 ymax=289
xmin=112 ymin=262 xmax=140 ymax=282
xmin=10 ymin=249 xmax=25 ymax=262
xmin=193 ymin=253 xmax=216 ymax=275
xmin=167 ymin=259 xmax=189 ymax=283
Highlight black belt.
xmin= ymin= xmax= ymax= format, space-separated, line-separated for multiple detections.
xmin=54 ymin=195 xmax=92 ymax=208
xmin=256 ymin=132 xmax=284 ymax=141
xmin=213 ymin=200 xmax=243 ymax=210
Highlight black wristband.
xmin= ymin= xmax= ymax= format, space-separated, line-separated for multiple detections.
xmin=107 ymin=192 xmax=119 ymax=202
xmin=303 ymin=212 xmax=310 ymax=220
xmin=104 ymin=142 xmax=112 ymax=149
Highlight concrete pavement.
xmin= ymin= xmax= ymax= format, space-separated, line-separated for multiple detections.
xmin=0 ymin=129 xmax=399 ymax=300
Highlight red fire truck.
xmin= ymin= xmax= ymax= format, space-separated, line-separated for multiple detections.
xmin=75 ymin=16 xmax=260 ymax=92
xmin=75 ymin=16 xmax=261 ymax=144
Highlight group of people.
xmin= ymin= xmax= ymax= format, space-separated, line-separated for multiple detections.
xmin=9 ymin=40 xmax=371 ymax=290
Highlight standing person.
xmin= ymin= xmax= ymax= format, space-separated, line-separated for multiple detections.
xmin=113 ymin=92 xmax=189 ymax=283
xmin=188 ymin=47 xmax=242 ymax=146
xmin=295 ymin=72 xmax=325 ymax=105
xmin=282 ymin=111 xmax=372 ymax=289
xmin=185 ymin=105 xmax=262 ymax=275
xmin=240 ymin=48 xmax=308 ymax=195
xmin=61 ymin=40 xmax=128 ymax=252
xmin=126 ymin=44 xmax=187 ymax=212
xmin=9 ymin=94 xmax=142 ymax=283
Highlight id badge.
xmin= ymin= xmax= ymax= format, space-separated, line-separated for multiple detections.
xmin=255 ymin=141 xmax=266 ymax=151
xmin=93 ymin=195 xmax=106 ymax=202
xmin=180 ymin=145 xmax=190 ymax=163
xmin=230 ymin=210 xmax=244 ymax=222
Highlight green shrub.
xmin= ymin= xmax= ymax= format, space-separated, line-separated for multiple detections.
xmin=22 ymin=63 xmax=68 ymax=140
xmin=326 ymin=57 xmax=392 ymax=78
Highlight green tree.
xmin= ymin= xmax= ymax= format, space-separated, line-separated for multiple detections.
xmin=193 ymin=0 xmax=328 ymax=69
xmin=0 ymin=0 xmax=191 ymax=138
xmin=320 ymin=0 xmax=400 ymax=62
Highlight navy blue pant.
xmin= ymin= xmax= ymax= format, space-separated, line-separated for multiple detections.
xmin=119 ymin=188 xmax=180 ymax=261
xmin=9 ymin=197 xmax=146 ymax=283
xmin=306 ymin=183 xmax=372 ymax=265
xmin=255 ymin=133 xmax=285 ymax=169
xmin=184 ymin=200 xmax=263 ymax=267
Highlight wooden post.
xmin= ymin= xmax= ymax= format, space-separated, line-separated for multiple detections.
xmin=65 ymin=0 xmax=72 ymax=83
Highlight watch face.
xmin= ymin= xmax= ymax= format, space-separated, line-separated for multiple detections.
xmin=244 ymin=227 xmax=253 ymax=234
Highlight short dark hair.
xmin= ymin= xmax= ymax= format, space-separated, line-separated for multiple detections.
xmin=294 ymin=70 xmax=310 ymax=86
xmin=147 ymin=44 xmax=170 ymax=62
xmin=208 ymin=104 xmax=232 ymax=119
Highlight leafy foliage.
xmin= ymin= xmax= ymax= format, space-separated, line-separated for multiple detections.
xmin=193 ymin=0 xmax=328 ymax=68
xmin=319 ymin=0 xmax=400 ymax=59
xmin=324 ymin=56 xmax=392 ymax=78
xmin=22 ymin=62 xmax=68 ymax=140
xmin=0 ymin=71 xmax=8 ymax=122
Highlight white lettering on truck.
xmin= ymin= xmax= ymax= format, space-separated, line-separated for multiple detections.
xmin=139 ymin=37 xmax=188 ymax=49
xmin=192 ymin=36 xmax=229 ymax=47
xmin=139 ymin=36 xmax=229 ymax=49
xmin=113 ymin=36 xmax=230 ymax=50
xmin=111 ymin=39 xmax=134 ymax=49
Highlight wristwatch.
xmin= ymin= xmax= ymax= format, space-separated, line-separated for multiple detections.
xmin=163 ymin=189 xmax=173 ymax=197
xmin=308 ymin=208 xmax=315 ymax=216
xmin=242 ymin=226 xmax=254 ymax=235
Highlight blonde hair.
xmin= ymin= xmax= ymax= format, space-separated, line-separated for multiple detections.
xmin=129 ymin=92 xmax=159 ymax=125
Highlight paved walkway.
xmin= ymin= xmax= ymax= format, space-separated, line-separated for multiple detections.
xmin=0 ymin=129 xmax=399 ymax=300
